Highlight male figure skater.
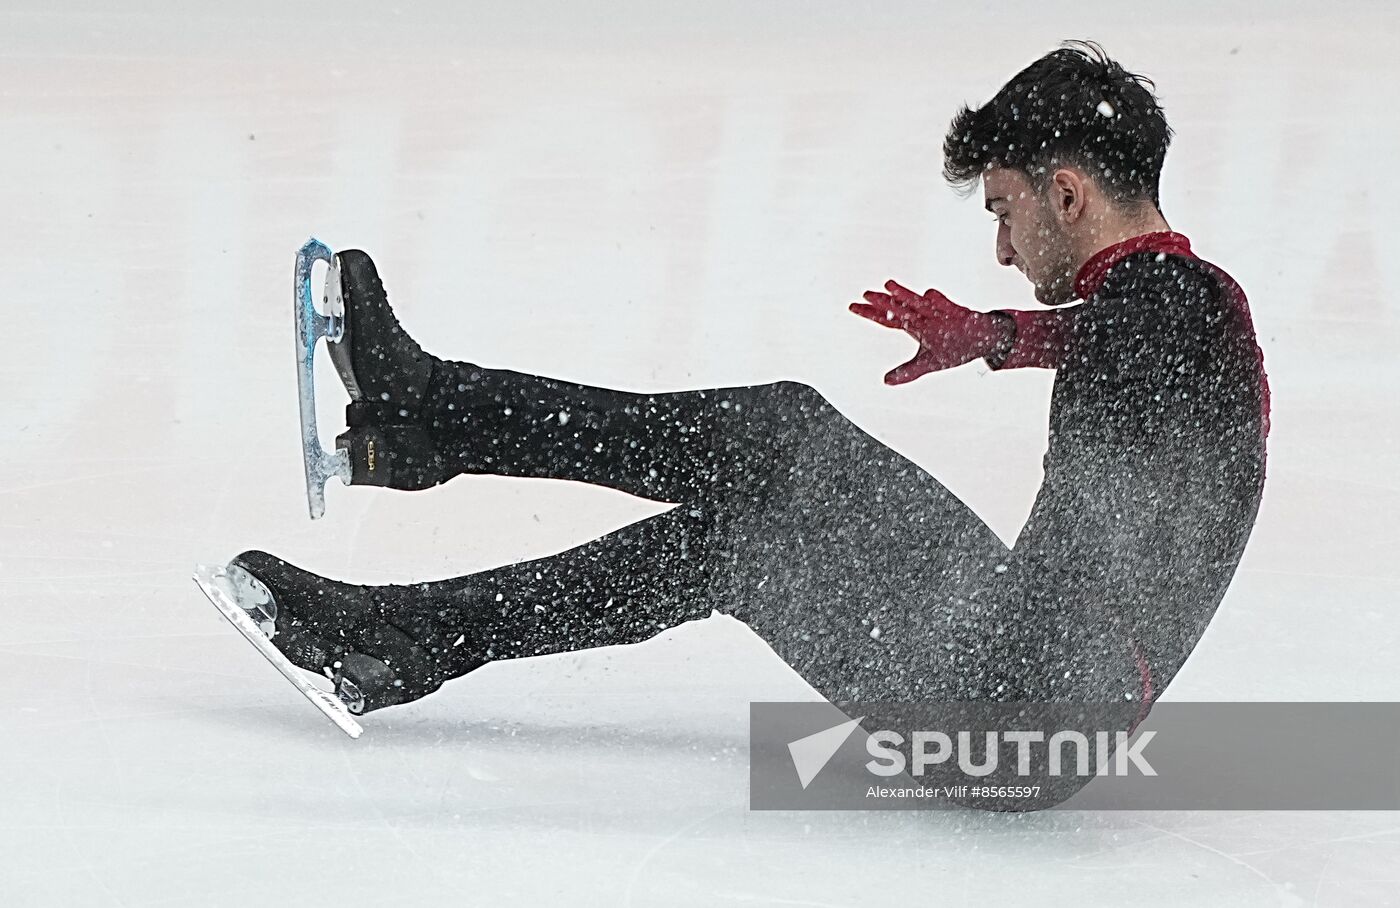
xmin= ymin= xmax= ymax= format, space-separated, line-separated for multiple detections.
xmin=233 ymin=42 xmax=1268 ymax=736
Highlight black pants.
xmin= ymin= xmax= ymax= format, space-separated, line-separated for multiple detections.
xmin=371 ymin=358 xmax=1011 ymax=704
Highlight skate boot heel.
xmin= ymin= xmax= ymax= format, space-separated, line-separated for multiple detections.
xmin=334 ymin=652 xmax=410 ymax=715
xmin=335 ymin=673 xmax=368 ymax=715
xmin=336 ymin=425 xmax=447 ymax=491
xmin=294 ymin=238 xmax=353 ymax=519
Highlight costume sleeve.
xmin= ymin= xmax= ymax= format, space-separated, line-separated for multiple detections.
xmin=984 ymin=308 xmax=1076 ymax=370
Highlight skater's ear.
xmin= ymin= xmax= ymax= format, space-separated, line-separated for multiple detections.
xmin=1046 ymin=167 xmax=1088 ymax=225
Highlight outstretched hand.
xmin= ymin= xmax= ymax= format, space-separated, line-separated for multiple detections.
xmin=849 ymin=281 xmax=1011 ymax=385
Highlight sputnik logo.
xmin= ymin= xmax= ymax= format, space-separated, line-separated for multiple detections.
xmin=787 ymin=716 xmax=864 ymax=789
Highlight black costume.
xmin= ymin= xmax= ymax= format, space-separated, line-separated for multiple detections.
xmin=241 ymin=232 xmax=1269 ymax=730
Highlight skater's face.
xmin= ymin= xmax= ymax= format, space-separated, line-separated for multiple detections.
xmin=984 ymin=166 xmax=1081 ymax=306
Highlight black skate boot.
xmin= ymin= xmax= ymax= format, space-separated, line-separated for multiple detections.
xmin=229 ymin=550 xmax=486 ymax=714
xmin=329 ymin=250 xmax=447 ymax=490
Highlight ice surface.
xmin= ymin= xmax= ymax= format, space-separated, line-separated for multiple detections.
xmin=2 ymin=1 xmax=1399 ymax=905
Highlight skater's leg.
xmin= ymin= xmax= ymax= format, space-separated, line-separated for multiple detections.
xmin=307 ymin=406 xmax=1012 ymax=706
xmin=231 ymin=504 xmax=720 ymax=712
xmin=410 ymin=503 xmax=725 ymax=660
xmin=238 ymin=402 xmax=1012 ymax=714
xmin=422 ymin=367 xmax=829 ymax=505
xmin=326 ymin=248 xmax=826 ymax=503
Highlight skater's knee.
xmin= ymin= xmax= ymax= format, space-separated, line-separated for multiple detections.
xmin=770 ymin=380 xmax=830 ymax=418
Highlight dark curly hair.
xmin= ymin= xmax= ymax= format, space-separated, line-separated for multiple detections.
xmin=942 ymin=40 xmax=1173 ymax=209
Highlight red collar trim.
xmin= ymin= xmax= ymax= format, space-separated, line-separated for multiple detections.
xmin=1073 ymin=231 xmax=1195 ymax=300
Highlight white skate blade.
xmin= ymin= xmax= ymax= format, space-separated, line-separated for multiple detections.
xmin=193 ymin=563 xmax=363 ymax=739
xmin=294 ymin=237 xmax=352 ymax=520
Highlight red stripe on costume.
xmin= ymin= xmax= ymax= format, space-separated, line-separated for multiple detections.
xmin=1129 ymin=638 xmax=1156 ymax=735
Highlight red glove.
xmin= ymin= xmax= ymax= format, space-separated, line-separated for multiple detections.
xmin=849 ymin=280 xmax=1012 ymax=385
